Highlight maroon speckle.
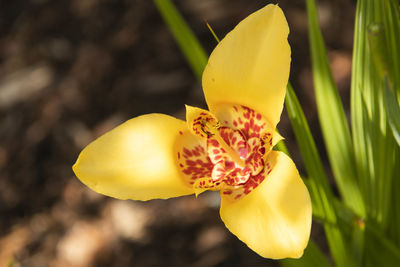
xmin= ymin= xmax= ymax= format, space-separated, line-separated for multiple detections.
xmin=183 ymin=148 xmax=192 ymax=157
xmin=179 ymin=104 xmax=273 ymax=201
xmin=225 ymin=161 xmax=235 ymax=170
xmin=210 ymin=139 xmax=219 ymax=147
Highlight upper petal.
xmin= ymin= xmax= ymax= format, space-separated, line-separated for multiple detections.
xmin=73 ymin=114 xmax=194 ymax=201
xmin=219 ymin=151 xmax=312 ymax=259
xmin=202 ymin=4 xmax=290 ymax=128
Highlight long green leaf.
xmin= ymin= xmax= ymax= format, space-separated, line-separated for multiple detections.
xmin=286 ymin=83 xmax=355 ymax=266
xmin=351 ymin=0 xmax=400 ymax=263
xmin=306 ymin=0 xmax=364 ymax=217
xmin=389 ymin=157 xmax=400 ymax=246
xmin=367 ymin=18 xmax=400 ymax=147
xmin=364 ymin=220 xmax=400 ymax=266
xmin=385 ymin=80 xmax=400 ymax=147
xmin=381 ymin=0 xmax=400 ymax=248
xmin=281 ymin=241 xmax=331 ymax=267
xmin=351 ymin=0 xmax=399 ymax=232
xmin=334 ymin=198 xmax=400 ymax=265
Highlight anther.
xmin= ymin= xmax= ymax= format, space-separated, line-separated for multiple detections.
xmin=201 ymin=119 xmax=220 ymax=136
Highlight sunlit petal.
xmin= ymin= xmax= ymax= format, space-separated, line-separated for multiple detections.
xmin=220 ymin=151 xmax=312 ymax=259
xmin=202 ymin=4 xmax=290 ymax=128
xmin=73 ymin=114 xmax=194 ymax=201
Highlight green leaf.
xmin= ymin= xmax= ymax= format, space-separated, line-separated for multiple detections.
xmin=368 ymin=18 xmax=400 ymax=148
xmin=334 ymin=199 xmax=400 ymax=265
xmin=367 ymin=23 xmax=389 ymax=79
xmin=306 ymin=0 xmax=364 ymax=217
xmin=368 ymin=22 xmax=400 ymax=148
xmin=380 ymin=0 xmax=400 ymax=248
xmin=385 ymin=79 xmax=400 ymax=147
xmin=274 ymin=139 xmax=290 ymax=156
xmin=364 ymin=220 xmax=400 ymax=266
xmin=285 ymin=83 xmax=355 ymax=266
xmin=280 ymin=240 xmax=331 ymax=267
xmin=389 ymin=158 xmax=400 ymax=246
xmin=153 ymin=0 xmax=208 ymax=80
xmin=351 ymin=0 xmax=400 ymax=263
xmin=351 ymin=0 xmax=400 ymax=231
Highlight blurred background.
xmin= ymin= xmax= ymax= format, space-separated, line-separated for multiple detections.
xmin=0 ymin=0 xmax=356 ymax=266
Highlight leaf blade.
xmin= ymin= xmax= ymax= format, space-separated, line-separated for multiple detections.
xmin=285 ymin=83 xmax=355 ymax=266
xmin=306 ymin=0 xmax=365 ymax=217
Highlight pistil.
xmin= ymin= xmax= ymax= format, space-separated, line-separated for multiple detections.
xmin=202 ymin=120 xmax=246 ymax=168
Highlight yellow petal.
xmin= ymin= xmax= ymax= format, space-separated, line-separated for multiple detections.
xmin=176 ymin=127 xmax=212 ymax=196
xmin=202 ymin=4 xmax=290 ymax=128
xmin=73 ymin=114 xmax=194 ymax=201
xmin=219 ymin=151 xmax=312 ymax=259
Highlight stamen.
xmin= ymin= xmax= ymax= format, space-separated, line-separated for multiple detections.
xmin=201 ymin=120 xmax=246 ymax=168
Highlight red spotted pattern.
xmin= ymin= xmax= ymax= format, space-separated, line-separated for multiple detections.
xmin=178 ymin=144 xmax=213 ymax=185
xmin=230 ymin=105 xmax=268 ymax=139
xmin=179 ymin=105 xmax=275 ymax=201
xmin=190 ymin=112 xmax=218 ymax=138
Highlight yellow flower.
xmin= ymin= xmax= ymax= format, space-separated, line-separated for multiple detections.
xmin=73 ymin=4 xmax=311 ymax=259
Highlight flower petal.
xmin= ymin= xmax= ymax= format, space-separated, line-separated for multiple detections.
xmin=202 ymin=4 xmax=290 ymax=128
xmin=219 ymin=151 xmax=312 ymax=259
xmin=176 ymin=128 xmax=213 ymax=196
xmin=73 ymin=114 xmax=194 ymax=201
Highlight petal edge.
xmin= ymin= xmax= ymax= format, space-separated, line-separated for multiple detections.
xmin=220 ymin=151 xmax=312 ymax=259
xmin=202 ymin=4 xmax=291 ymax=128
xmin=73 ymin=114 xmax=194 ymax=201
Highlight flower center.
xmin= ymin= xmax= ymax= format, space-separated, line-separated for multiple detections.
xmin=177 ymin=105 xmax=275 ymax=200
xmin=195 ymin=125 xmax=273 ymax=199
